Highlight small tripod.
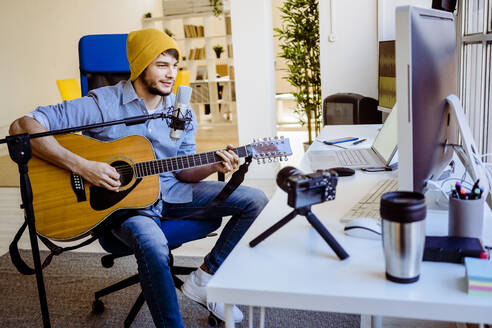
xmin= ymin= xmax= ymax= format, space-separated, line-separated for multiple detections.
xmin=249 ymin=205 xmax=349 ymax=260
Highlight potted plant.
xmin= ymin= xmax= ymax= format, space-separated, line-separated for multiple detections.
xmin=164 ymin=28 xmax=174 ymax=38
xmin=213 ymin=45 xmax=224 ymax=59
xmin=275 ymin=0 xmax=321 ymax=148
xmin=209 ymin=0 xmax=223 ymax=17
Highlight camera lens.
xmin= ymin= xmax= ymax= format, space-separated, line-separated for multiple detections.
xmin=276 ymin=166 xmax=304 ymax=192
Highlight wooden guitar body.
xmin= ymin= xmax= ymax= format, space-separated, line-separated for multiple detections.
xmin=25 ymin=133 xmax=292 ymax=241
xmin=29 ymin=134 xmax=159 ymax=241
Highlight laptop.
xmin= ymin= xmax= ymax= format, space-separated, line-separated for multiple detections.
xmin=309 ymin=106 xmax=398 ymax=170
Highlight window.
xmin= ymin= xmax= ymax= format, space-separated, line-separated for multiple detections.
xmin=458 ymin=0 xmax=492 ymax=157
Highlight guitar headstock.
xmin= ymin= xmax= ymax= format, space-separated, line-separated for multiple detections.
xmin=248 ymin=136 xmax=293 ymax=164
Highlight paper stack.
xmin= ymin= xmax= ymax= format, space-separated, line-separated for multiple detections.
xmin=465 ymin=257 xmax=492 ymax=296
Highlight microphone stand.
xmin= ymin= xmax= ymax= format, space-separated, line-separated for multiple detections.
xmin=0 ymin=112 xmax=188 ymax=327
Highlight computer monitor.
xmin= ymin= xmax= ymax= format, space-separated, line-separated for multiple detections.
xmin=395 ymin=6 xmax=458 ymax=193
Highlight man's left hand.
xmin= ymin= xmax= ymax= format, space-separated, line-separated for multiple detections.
xmin=213 ymin=144 xmax=240 ymax=174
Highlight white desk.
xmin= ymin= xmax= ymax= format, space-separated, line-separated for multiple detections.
xmin=207 ymin=125 xmax=492 ymax=327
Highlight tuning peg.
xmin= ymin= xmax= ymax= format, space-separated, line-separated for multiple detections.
xmin=268 ymin=157 xmax=272 ymax=163
xmin=252 ymin=138 xmax=256 ymax=143
xmin=257 ymin=159 xmax=261 ymax=165
xmin=279 ymin=156 xmax=283 ymax=161
xmin=284 ymin=156 xmax=288 ymax=161
xmin=262 ymin=158 xmax=266 ymax=164
xmin=263 ymin=137 xmax=268 ymax=141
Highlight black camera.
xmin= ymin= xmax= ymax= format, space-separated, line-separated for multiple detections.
xmin=276 ymin=166 xmax=338 ymax=209
xmin=251 ymin=166 xmax=348 ymax=260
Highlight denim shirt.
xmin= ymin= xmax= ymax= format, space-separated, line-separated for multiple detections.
xmin=29 ymin=79 xmax=198 ymax=206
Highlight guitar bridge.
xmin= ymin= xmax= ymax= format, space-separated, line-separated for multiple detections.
xmin=71 ymin=172 xmax=87 ymax=202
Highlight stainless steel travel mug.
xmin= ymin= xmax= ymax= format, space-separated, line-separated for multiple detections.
xmin=380 ymin=191 xmax=426 ymax=283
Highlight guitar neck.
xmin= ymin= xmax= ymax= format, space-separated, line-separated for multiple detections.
xmin=134 ymin=145 xmax=250 ymax=178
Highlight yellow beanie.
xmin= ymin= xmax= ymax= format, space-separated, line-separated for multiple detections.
xmin=127 ymin=28 xmax=181 ymax=81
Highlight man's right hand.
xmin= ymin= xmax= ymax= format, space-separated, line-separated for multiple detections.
xmin=76 ymin=160 xmax=121 ymax=192
xmin=10 ymin=116 xmax=121 ymax=192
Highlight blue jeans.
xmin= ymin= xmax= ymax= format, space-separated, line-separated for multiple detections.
xmin=100 ymin=181 xmax=268 ymax=328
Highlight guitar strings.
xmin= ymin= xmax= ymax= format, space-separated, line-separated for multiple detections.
xmin=108 ymin=148 xmax=247 ymax=175
xmin=111 ymin=158 xmax=225 ymax=174
xmin=110 ymin=157 xmax=226 ymax=175
xmin=110 ymin=156 xmax=224 ymax=171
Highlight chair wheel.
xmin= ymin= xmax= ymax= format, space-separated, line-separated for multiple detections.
xmin=101 ymin=256 xmax=114 ymax=268
xmin=92 ymin=299 xmax=105 ymax=314
xmin=208 ymin=314 xmax=220 ymax=327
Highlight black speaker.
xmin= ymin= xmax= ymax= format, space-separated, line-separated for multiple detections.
xmin=322 ymin=93 xmax=381 ymax=125
xmin=432 ymin=0 xmax=457 ymax=13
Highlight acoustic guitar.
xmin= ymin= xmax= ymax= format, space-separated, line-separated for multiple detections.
xmin=28 ymin=133 xmax=292 ymax=241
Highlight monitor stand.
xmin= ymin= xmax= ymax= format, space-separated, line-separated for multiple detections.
xmin=446 ymin=94 xmax=491 ymax=207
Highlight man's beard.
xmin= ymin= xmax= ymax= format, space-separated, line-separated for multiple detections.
xmin=147 ymin=85 xmax=171 ymax=97
xmin=142 ymin=75 xmax=173 ymax=97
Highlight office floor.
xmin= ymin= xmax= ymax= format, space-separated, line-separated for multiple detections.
xmin=0 ymin=128 xmax=469 ymax=328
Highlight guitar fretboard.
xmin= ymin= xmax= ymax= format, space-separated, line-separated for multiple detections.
xmin=134 ymin=146 xmax=249 ymax=178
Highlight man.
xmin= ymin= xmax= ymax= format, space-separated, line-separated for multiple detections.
xmin=9 ymin=28 xmax=268 ymax=327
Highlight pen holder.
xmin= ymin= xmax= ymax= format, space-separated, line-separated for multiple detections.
xmin=448 ymin=196 xmax=484 ymax=240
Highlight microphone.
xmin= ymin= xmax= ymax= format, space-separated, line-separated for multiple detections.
xmin=170 ymin=85 xmax=192 ymax=140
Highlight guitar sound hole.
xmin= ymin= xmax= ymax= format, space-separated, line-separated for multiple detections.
xmin=111 ymin=160 xmax=133 ymax=187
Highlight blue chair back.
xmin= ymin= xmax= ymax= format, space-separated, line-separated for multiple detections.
xmin=78 ymin=34 xmax=130 ymax=96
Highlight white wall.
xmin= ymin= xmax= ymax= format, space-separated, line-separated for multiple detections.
xmin=319 ymin=0 xmax=379 ymax=101
xmin=378 ymin=0 xmax=431 ymax=41
xmin=0 ymin=0 xmax=162 ymax=132
xmin=319 ymin=0 xmax=431 ymax=102
xmin=230 ymin=0 xmax=278 ymax=179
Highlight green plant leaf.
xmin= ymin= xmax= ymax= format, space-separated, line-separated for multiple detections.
xmin=275 ymin=0 xmax=321 ymax=144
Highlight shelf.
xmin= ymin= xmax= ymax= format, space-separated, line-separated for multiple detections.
xmin=190 ymin=100 xmax=234 ymax=105
xmin=175 ymin=35 xmax=232 ymax=42
xmin=182 ymin=58 xmax=233 ymax=65
xmin=216 ymin=77 xmax=234 ymax=82
xmin=143 ymin=11 xmax=230 ymax=20
xmin=152 ymin=5 xmax=236 ymax=128
xmin=191 ymin=79 xmax=234 ymax=83
xmin=155 ymin=0 xmax=230 ymax=19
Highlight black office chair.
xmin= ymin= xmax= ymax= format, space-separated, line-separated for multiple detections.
xmin=322 ymin=93 xmax=381 ymax=125
xmin=94 ymin=218 xmax=222 ymax=327
xmin=78 ymin=34 xmax=225 ymax=326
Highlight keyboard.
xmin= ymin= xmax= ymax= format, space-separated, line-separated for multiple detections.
xmin=341 ymin=178 xmax=398 ymax=223
xmin=335 ymin=149 xmax=370 ymax=166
